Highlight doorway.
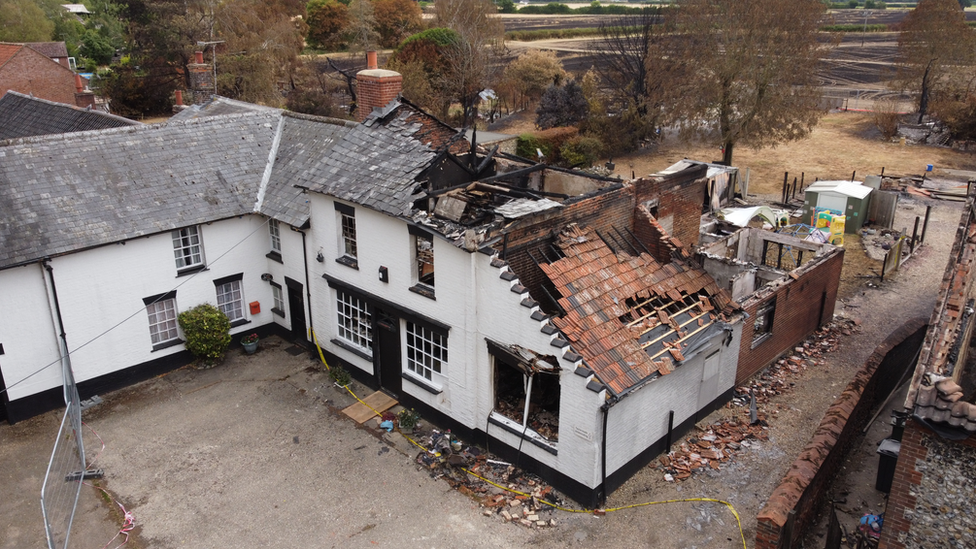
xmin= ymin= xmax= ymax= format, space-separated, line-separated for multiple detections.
xmin=285 ymin=277 xmax=307 ymax=345
xmin=374 ymin=308 xmax=402 ymax=397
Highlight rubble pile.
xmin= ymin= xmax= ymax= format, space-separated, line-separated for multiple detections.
xmin=658 ymin=319 xmax=860 ymax=482
xmin=411 ymin=430 xmax=563 ymax=527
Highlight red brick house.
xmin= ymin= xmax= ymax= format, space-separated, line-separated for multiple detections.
xmin=0 ymin=43 xmax=88 ymax=107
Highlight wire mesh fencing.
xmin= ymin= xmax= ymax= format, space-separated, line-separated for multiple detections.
xmin=40 ymin=353 xmax=85 ymax=549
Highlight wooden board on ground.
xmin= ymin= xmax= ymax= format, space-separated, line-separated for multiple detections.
xmin=342 ymin=391 xmax=398 ymax=423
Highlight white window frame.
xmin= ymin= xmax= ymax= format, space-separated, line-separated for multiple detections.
xmin=269 ymin=219 xmax=281 ymax=254
xmin=340 ymin=212 xmax=357 ymax=259
xmin=147 ymin=298 xmax=179 ymax=345
xmin=172 ymin=226 xmax=204 ymax=271
xmin=216 ymin=279 xmax=245 ymax=323
xmin=405 ymin=321 xmax=447 ymax=381
xmin=336 ymin=290 xmax=372 ymax=353
xmin=272 ymin=284 xmax=285 ymax=316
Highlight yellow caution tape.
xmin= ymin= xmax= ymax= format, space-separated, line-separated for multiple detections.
xmin=310 ymin=329 xmax=747 ymax=549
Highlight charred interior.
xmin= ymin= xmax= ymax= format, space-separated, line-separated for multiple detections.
xmin=489 ymin=342 xmax=561 ymax=442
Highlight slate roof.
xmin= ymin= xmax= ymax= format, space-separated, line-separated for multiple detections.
xmin=302 ymin=108 xmax=440 ymax=217
xmin=0 ymin=91 xmax=139 ymax=140
xmin=0 ymin=112 xmax=278 ymax=269
xmin=542 ymin=225 xmax=734 ymax=395
xmin=169 ymin=96 xmax=280 ymax=122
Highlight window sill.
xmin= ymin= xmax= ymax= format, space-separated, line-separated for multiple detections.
xmin=488 ymin=412 xmax=558 ymax=455
xmin=266 ymin=251 xmax=283 ymax=264
xmin=335 ymin=256 xmax=358 ymax=270
xmin=176 ymin=265 xmax=207 ymax=277
xmin=409 ymin=284 xmax=435 ymax=300
xmin=401 ymin=371 xmax=443 ymax=395
xmin=331 ymin=338 xmax=372 ymax=361
xmin=751 ymin=332 xmax=773 ymax=349
xmin=271 ymin=307 xmax=285 ymax=318
xmin=230 ymin=318 xmax=250 ymax=328
xmin=151 ymin=338 xmax=184 ymax=352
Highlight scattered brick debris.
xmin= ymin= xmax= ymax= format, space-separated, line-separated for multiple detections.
xmin=657 ymin=319 xmax=860 ymax=482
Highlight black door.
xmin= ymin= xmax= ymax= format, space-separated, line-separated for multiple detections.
xmin=374 ymin=308 xmax=401 ymax=397
xmin=285 ymin=277 xmax=307 ymax=344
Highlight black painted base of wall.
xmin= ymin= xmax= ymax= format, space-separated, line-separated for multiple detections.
xmin=316 ymin=341 xmax=739 ymax=509
xmin=5 ymin=323 xmax=294 ymax=424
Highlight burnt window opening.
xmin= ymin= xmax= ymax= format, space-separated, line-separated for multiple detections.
xmin=414 ymin=232 xmax=434 ymax=287
xmin=753 ymin=298 xmax=776 ymax=344
xmin=492 ymin=348 xmax=560 ymax=442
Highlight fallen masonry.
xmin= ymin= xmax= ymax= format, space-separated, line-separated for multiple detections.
xmin=658 ymin=318 xmax=862 ymax=482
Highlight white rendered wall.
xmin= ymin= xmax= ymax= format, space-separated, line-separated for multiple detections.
xmin=260 ymin=219 xmax=310 ymax=333
xmin=0 ymin=263 xmax=63 ymax=400
xmin=0 ymin=215 xmax=287 ymax=404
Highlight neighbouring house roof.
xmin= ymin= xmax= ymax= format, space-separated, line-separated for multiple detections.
xmin=61 ymin=4 xmax=91 ymax=14
xmin=0 ymin=91 xmax=139 ymax=140
xmin=169 ymin=96 xmax=280 ymax=121
xmin=0 ymin=44 xmax=22 ymax=67
xmin=24 ymin=42 xmax=69 ymax=59
xmin=542 ymin=225 xmax=737 ymax=395
xmin=804 ymin=180 xmax=872 ymax=200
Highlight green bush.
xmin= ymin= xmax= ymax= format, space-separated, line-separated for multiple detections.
xmin=328 ymin=364 xmax=352 ymax=386
xmin=516 ymin=133 xmax=551 ymax=160
xmin=177 ymin=304 xmax=231 ymax=366
xmin=559 ymin=136 xmax=604 ymax=169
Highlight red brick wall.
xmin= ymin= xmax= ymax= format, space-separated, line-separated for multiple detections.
xmin=756 ymin=318 xmax=927 ymax=549
xmin=632 ymin=165 xmax=707 ymax=249
xmin=879 ymin=422 xmax=976 ymax=549
xmin=356 ymin=73 xmax=403 ymax=122
xmin=0 ymin=47 xmax=77 ymax=105
xmin=736 ymin=248 xmax=845 ymax=384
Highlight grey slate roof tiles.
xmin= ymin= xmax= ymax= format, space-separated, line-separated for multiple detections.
xmin=0 ymin=91 xmax=140 ymax=140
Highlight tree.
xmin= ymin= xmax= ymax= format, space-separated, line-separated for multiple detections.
xmin=0 ymin=0 xmax=55 ymax=42
xmin=502 ymin=49 xmax=567 ymax=110
xmin=389 ymin=27 xmax=460 ymax=118
xmin=896 ymin=0 xmax=976 ymax=123
xmin=306 ymin=0 xmax=350 ymax=50
xmin=656 ymin=0 xmax=827 ymax=166
xmin=536 ymin=80 xmax=588 ymax=129
xmin=433 ymin=0 xmax=505 ymax=125
xmin=373 ymin=0 xmax=423 ymax=48
xmin=345 ymin=0 xmax=379 ymax=53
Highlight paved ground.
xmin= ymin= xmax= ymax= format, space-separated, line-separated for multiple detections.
xmin=0 ymin=194 xmax=965 ymax=549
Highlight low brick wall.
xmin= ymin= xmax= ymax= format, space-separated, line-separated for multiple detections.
xmin=756 ymin=317 xmax=928 ymax=549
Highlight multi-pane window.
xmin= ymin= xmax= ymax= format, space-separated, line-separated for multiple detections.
xmin=269 ymin=219 xmax=281 ymax=254
xmin=336 ymin=291 xmax=371 ymax=352
xmin=341 ymin=213 xmax=357 ymax=259
xmin=216 ymin=279 xmax=244 ymax=322
xmin=272 ymin=284 xmax=285 ymax=316
xmin=172 ymin=226 xmax=204 ymax=271
xmin=406 ymin=321 xmax=447 ymax=381
xmin=147 ymin=298 xmax=179 ymax=345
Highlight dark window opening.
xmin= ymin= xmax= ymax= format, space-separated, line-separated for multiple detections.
xmin=753 ymin=298 xmax=776 ymax=343
xmin=415 ymin=232 xmax=435 ymax=287
xmin=493 ymin=355 xmax=560 ymax=442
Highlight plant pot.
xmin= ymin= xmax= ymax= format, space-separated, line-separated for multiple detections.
xmin=242 ymin=340 xmax=258 ymax=354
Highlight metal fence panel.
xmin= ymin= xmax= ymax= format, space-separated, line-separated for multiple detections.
xmin=40 ymin=351 xmax=84 ymax=549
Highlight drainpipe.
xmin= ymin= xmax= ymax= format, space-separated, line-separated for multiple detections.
xmin=42 ymin=259 xmax=79 ymax=405
xmin=299 ymin=228 xmax=314 ymax=339
xmin=599 ymin=395 xmax=618 ymax=507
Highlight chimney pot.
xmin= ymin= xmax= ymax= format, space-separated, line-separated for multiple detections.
xmin=74 ymin=74 xmax=84 ymax=93
xmin=195 ymin=50 xmax=204 ymax=64
xmin=367 ymin=51 xmax=378 ymax=71
xmin=175 ymin=90 xmax=184 ymax=106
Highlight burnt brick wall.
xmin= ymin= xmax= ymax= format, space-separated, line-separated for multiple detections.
xmin=737 ymin=249 xmax=845 ymax=384
xmin=634 ymin=205 xmax=689 ymax=265
xmin=0 ymin=47 xmax=77 ymax=105
xmin=756 ymin=318 xmax=927 ymax=549
xmin=633 ymin=164 xmax=707 ymax=249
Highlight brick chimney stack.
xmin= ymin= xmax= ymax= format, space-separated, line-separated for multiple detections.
xmin=355 ymin=51 xmax=402 ymax=122
xmin=188 ymin=50 xmax=214 ymax=104
xmin=73 ymin=73 xmax=95 ymax=109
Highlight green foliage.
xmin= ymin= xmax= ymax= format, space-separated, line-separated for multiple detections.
xmin=495 ymin=0 xmax=517 ymax=12
xmin=516 ymin=127 xmax=578 ymax=164
xmin=397 ymin=408 xmax=421 ymax=431
xmin=848 ymin=0 xmax=859 ymax=7
xmin=396 ymin=27 xmax=461 ymax=51
xmin=177 ymin=304 xmax=232 ymax=366
xmin=80 ymin=29 xmax=116 ymax=65
xmin=328 ymin=364 xmax=352 ymax=386
xmin=516 ymin=133 xmax=551 ymax=160
xmin=559 ymin=136 xmax=604 ymax=168
xmin=959 ymin=0 xmax=971 ymax=7
xmin=0 ymin=0 xmax=55 ymax=41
